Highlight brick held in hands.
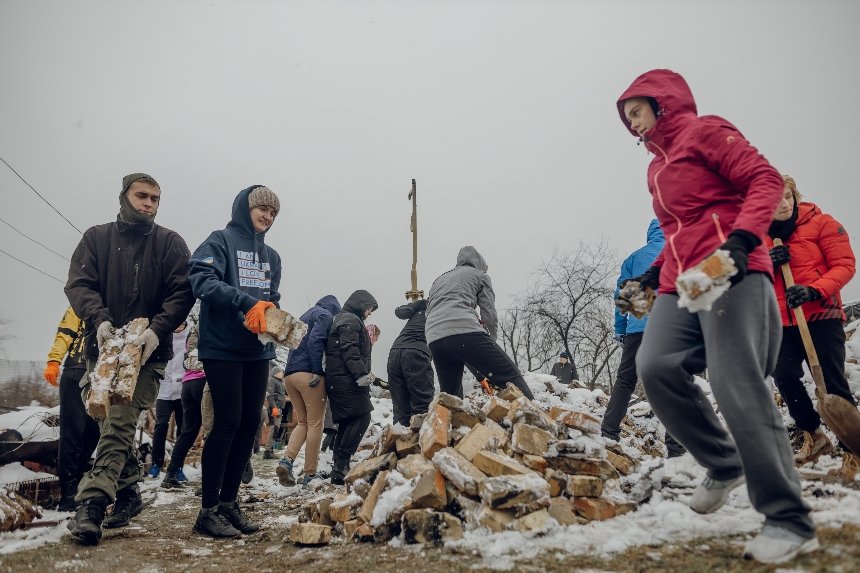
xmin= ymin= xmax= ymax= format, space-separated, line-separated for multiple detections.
xmin=263 ymin=307 xmax=308 ymax=349
xmin=110 ymin=317 xmax=149 ymax=406
xmin=87 ymin=338 xmax=121 ymax=419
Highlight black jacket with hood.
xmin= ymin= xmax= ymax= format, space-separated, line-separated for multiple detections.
xmin=188 ymin=186 xmax=282 ymax=362
xmin=65 ymin=216 xmax=194 ymax=363
xmin=325 ymin=290 xmax=378 ymax=423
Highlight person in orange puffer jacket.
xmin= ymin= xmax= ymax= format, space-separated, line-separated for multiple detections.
xmin=766 ymin=175 xmax=857 ymax=475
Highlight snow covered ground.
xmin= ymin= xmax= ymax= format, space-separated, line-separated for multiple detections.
xmin=1 ymin=328 xmax=859 ymax=567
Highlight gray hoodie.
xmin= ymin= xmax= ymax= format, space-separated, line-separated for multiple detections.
xmin=425 ymin=246 xmax=498 ymax=345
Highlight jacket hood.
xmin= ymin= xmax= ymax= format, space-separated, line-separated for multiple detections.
xmin=227 ymin=186 xmax=270 ymax=236
xmin=646 ymin=219 xmax=665 ymax=245
xmin=316 ymin=295 xmax=342 ymax=316
xmin=343 ymin=289 xmax=378 ymax=317
xmin=456 ymin=246 xmax=488 ymax=271
xmin=617 ymin=69 xmax=697 ymax=139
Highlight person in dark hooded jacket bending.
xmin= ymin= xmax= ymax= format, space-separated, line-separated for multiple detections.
xmin=425 ymin=246 xmax=533 ymax=400
xmin=325 ymin=290 xmax=379 ymax=484
xmin=387 ymin=298 xmax=435 ymax=426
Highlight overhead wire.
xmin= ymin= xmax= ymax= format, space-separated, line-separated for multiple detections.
xmin=0 ymin=154 xmax=83 ymax=235
xmin=0 ymin=216 xmax=70 ymax=261
xmin=0 ymin=248 xmax=65 ymax=284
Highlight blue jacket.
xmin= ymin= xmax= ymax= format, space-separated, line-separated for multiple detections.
xmin=188 ymin=186 xmax=282 ymax=361
xmin=285 ymin=295 xmax=342 ymax=375
xmin=615 ymin=219 xmax=664 ymax=336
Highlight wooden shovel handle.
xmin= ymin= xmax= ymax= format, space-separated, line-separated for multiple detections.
xmin=772 ymin=239 xmax=827 ymax=397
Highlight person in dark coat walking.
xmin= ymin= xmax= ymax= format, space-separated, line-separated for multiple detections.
xmin=549 ymin=351 xmax=578 ymax=385
xmin=65 ymin=173 xmax=194 ymax=545
xmin=188 ymin=185 xmax=282 ymax=538
xmin=425 ymin=246 xmax=534 ymax=399
xmin=387 ymin=298 xmax=435 ymax=427
xmin=325 ymin=290 xmax=378 ymax=485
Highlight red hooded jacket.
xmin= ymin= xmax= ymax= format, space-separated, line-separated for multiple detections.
xmin=617 ymin=70 xmax=784 ymax=293
xmin=765 ymin=202 xmax=855 ymax=325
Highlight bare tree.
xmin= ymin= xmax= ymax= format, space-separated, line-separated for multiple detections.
xmin=499 ymin=302 xmax=555 ymax=373
xmin=518 ymin=240 xmax=620 ymax=390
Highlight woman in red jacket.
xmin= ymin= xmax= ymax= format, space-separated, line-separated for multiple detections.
xmin=767 ymin=175 xmax=857 ymax=476
xmin=616 ymin=69 xmax=816 ymax=564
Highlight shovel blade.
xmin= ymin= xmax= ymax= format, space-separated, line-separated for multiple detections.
xmin=819 ymin=394 xmax=860 ymax=457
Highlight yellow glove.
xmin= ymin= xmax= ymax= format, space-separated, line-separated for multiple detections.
xmin=43 ymin=361 xmax=60 ymax=386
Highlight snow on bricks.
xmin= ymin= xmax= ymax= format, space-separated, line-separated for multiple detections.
xmin=260 ymin=307 xmax=308 ymax=349
xmin=296 ymin=387 xmax=666 ymax=546
xmin=86 ymin=317 xmax=149 ymax=419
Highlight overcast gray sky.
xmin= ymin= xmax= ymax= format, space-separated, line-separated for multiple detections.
xmin=1 ymin=0 xmax=858 ymax=368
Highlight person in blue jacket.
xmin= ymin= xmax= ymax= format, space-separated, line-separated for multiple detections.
xmin=276 ymin=295 xmax=342 ymax=487
xmin=601 ymin=219 xmax=684 ymax=457
xmin=188 ymin=186 xmax=282 ymax=538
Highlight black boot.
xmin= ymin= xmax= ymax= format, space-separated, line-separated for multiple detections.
xmin=160 ymin=469 xmax=184 ymax=489
xmin=57 ymin=495 xmax=78 ymax=512
xmin=68 ymin=497 xmax=109 ymax=545
xmin=219 ymin=501 xmax=261 ymax=534
xmin=330 ymin=455 xmax=349 ymax=486
xmin=103 ymin=484 xmax=144 ymax=529
xmin=241 ymin=459 xmax=254 ymax=484
xmin=193 ymin=505 xmax=241 ymax=538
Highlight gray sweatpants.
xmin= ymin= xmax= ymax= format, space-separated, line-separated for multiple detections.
xmin=637 ymin=273 xmax=814 ymax=538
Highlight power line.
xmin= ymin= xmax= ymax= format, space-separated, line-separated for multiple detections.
xmin=0 ymin=216 xmax=70 ymax=261
xmin=0 ymin=154 xmax=83 ymax=235
xmin=0 ymin=248 xmax=65 ymax=284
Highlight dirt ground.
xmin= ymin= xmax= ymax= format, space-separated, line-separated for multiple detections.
xmin=2 ymin=455 xmax=859 ymax=573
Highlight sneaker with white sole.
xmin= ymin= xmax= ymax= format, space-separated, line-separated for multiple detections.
xmin=743 ymin=525 xmax=819 ymax=563
xmin=689 ymin=474 xmax=745 ymax=514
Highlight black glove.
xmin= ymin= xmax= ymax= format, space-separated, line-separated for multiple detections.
xmin=718 ymin=230 xmax=760 ymax=285
xmin=786 ymin=285 xmax=821 ymax=308
xmin=769 ymin=244 xmax=791 ymax=269
xmin=621 ymin=265 xmax=661 ymax=292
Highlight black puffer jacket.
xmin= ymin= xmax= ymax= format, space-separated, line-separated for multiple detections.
xmin=325 ymin=290 xmax=378 ymax=423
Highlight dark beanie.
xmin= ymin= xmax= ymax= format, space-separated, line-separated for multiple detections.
xmin=121 ymin=173 xmax=159 ymax=196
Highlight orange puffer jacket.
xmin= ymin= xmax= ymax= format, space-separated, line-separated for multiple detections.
xmin=765 ymin=202 xmax=855 ymax=325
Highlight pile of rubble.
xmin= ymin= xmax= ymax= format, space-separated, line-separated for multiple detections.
xmin=290 ymin=384 xmax=648 ymax=546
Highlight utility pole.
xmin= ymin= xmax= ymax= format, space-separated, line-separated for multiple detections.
xmin=405 ymin=179 xmax=423 ymax=301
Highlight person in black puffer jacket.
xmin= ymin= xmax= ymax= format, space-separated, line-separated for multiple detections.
xmin=325 ymin=290 xmax=378 ymax=484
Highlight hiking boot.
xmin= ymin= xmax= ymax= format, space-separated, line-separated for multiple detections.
xmin=743 ymin=525 xmax=819 ymax=563
xmin=263 ymin=449 xmax=276 ymax=460
xmin=330 ymin=456 xmax=349 ymax=486
xmin=828 ymin=452 xmax=859 ymax=484
xmin=68 ymin=497 xmax=109 ymax=545
xmin=241 ymin=460 xmax=254 ymax=484
xmin=176 ymin=468 xmax=188 ymax=482
xmin=161 ymin=470 xmax=184 ymax=489
xmin=794 ymin=428 xmax=833 ymax=465
xmin=146 ymin=465 xmax=161 ymax=479
xmin=219 ymin=500 xmax=261 ymax=534
xmin=689 ymin=474 xmax=745 ymax=514
xmin=276 ymin=458 xmax=296 ymax=487
xmin=57 ymin=495 xmax=78 ymax=512
xmin=103 ymin=484 xmax=144 ymax=529
xmin=193 ymin=506 xmax=241 ymax=538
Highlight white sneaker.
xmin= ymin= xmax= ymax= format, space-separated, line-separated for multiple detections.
xmin=743 ymin=525 xmax=819 ymax=563
xmin=689 ymin=474 xmax=745 ymax=514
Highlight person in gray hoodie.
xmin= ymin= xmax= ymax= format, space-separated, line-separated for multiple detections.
xmin=425 ymin=246 xmax=533 ymax=399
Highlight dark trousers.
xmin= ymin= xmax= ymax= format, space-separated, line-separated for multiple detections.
xmin=201 ymin=359 xmax=269 ymax=509
xmin=333 ymin=412 xmax=371 ymax=463
xmin=601 ymin=333 xmax=684 ymax=456
xmin=167 ymin=377 xmax=206 ymax=472
xmin=387 ymin=348 xmax=435 ymax=426
xmin=58 ymin=367 xmax=100 ymax=500
xmin=429 ymin=332 xmax=534 ymax=399
xmin=151 ymin=398 xmax=183 ymax=468
xmin=773 ymin=318 xmax=856 ymax=433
